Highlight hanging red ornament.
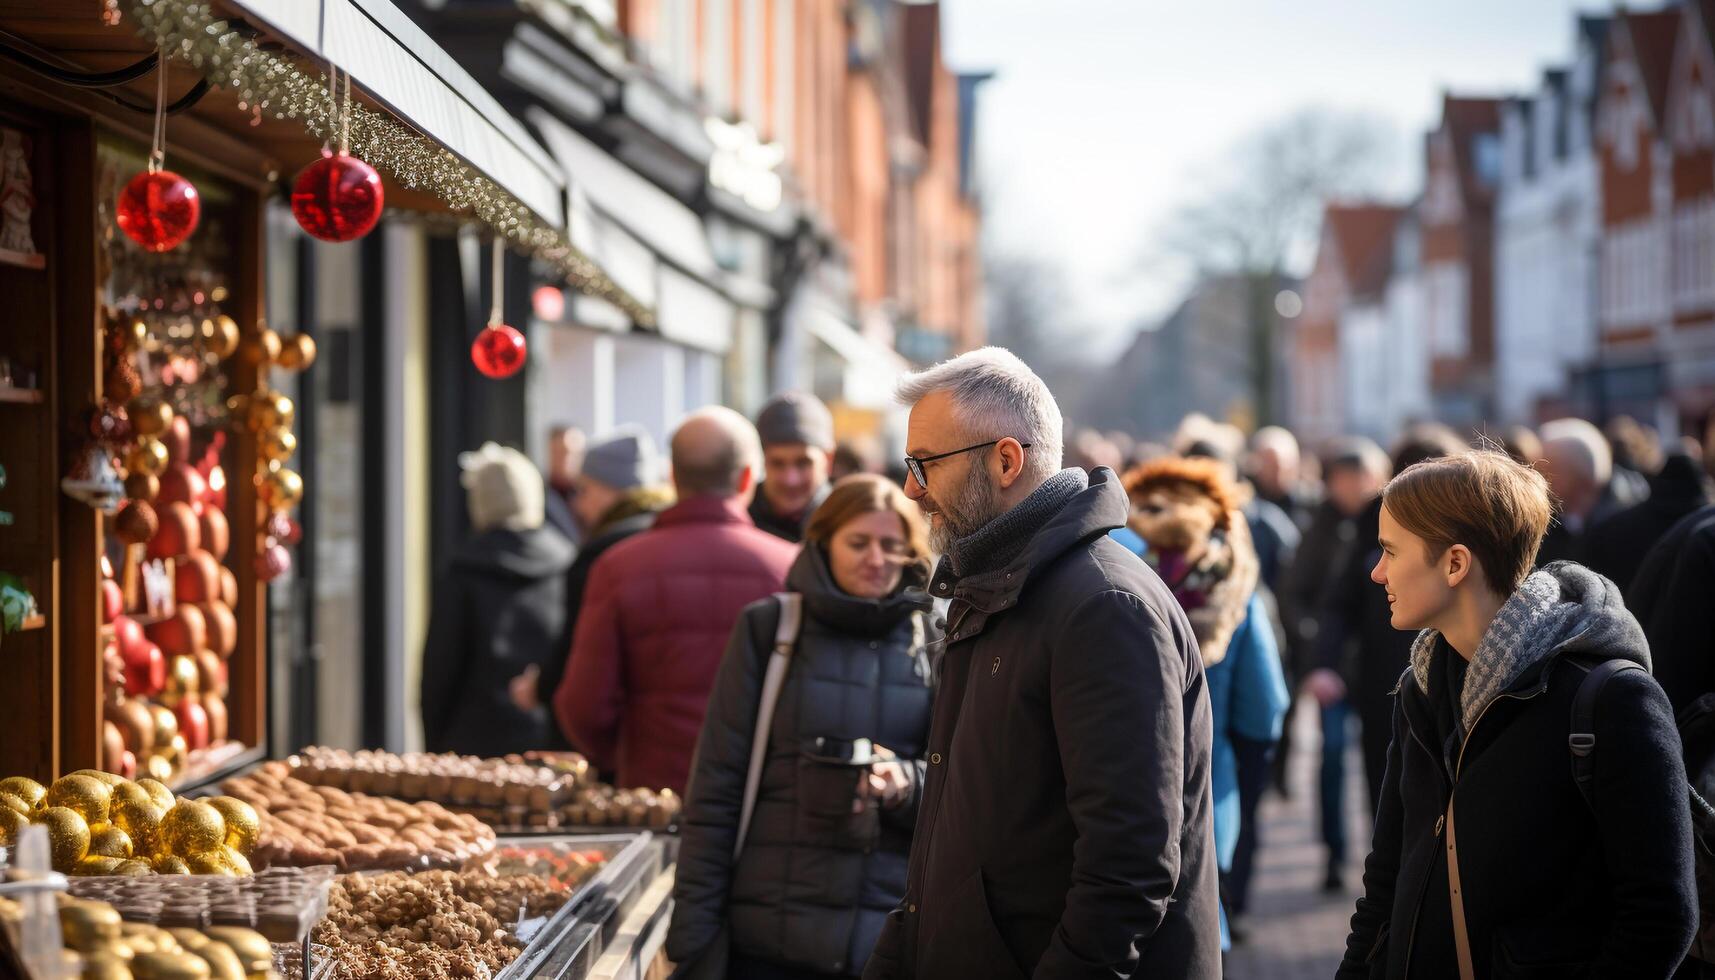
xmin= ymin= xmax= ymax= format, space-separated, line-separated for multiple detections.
xmin=255 ymin=542 xmax=292 ymax=583
xmin=291 ymin=151 xmax=384 ymax=242
xmin=117 ymin=170 xmax=199 ymax=252
xmin=471 ymin=323 xmax=526 ymax=379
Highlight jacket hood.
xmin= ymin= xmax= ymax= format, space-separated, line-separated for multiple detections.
xmin=930 ymin=466 xmax=1127 ymax=609
xmin=453 ymin=526 xmax=576 ymax=579
xmin=1147 ymin=511 xmax=1259 ymax=668
xmin=1410 ymin=561 xmax=1649 ymax=736
xmin=592 ymin=485 xmax=675 ymax=538
xmin=787 ymin=543 xmax=932 ymax=638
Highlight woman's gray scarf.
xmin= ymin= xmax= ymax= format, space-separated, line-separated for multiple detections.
xmin=1408 ymin=570 xmax=1586 ymax=741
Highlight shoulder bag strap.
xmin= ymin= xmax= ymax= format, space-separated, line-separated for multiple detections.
xmin=1446 ymin=797 xmax=1475 ymax=980
xmin=1570 ymin=658 xmax=1647 ymax=807
xmin=732 ymin=592 xmax=802 ymax=861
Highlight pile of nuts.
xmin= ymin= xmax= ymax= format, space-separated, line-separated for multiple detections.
xmin=219 ymin=762 xmax=495 ymax=872
xmin=311 ymin=870 xmax=566 ymax=980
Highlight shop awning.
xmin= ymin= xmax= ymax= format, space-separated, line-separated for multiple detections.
xmin=804 ymin=306 xmax=911 ymax=411
xmin=217 ymin=0 xmax=564 ymax=227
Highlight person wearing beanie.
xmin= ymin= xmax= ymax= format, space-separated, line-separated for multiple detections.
xmin=750 ymin=391 xmax=836 ymax=542
xmin=422 ymin=443 xmax=575 ymax=756
xmin=511 ymin=426 xmax=676 ymax=723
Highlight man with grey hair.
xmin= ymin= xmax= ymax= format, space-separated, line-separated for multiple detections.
xmin=866 ymin=348 xmax=1220 ymax=979
xmin=554 ymin=407 xmax=796 ymax=794
xmin=1537 ymin=417 xmax=1648 ymax=565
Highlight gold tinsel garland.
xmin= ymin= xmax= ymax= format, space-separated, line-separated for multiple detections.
xmin=127 ymin=0 xmax=654 ymax=327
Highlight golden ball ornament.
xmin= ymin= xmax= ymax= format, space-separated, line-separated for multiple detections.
xmin=0 ymin=792 xmax=29 ymax=815
xmin=74 ymin=855 xmax=125 ymax=876
xmin=258 ymin=468 xmax=303 ymax=511
xmin=161 ymin=655 xmax=200 ymax=707
xmin=46 ymin=774 xmax=112 ymax=825
xmin=110 ymin=797 xmax=163 ymax=856
xmin=87 ymin=824 xmax=133 ymax=858
xmin=0 ymin=808 xmax=26 ymax=847
xmin=223 ymin=394 xmax=250 ymax=423
xmin=160 ymin=800 xmax=224 ymax=856
xmin=128 ymin=318 xmax=149 ymax=349
xmin=137 ymin=777 xmax=174 ymax=810
xmin=209 ymin=316 xmax=240 ymax=359
xmin=191 ymin=940 xmax=245 ymax=980
xmin=0 ymin=776 xmax=45 ymax=810
xmin=248 ymin=392 xmax=294 ymax=432
xmin=239 ymin=329 xmax=281 ymax=367
xmin=276 ymin=333 xmax=316 ymax=371
xmin=183 ymin=851 xmax=232 ymax=876
xmin=113 ymin=858 xmax=153 ymax=877
xmin=109 ymin=779 xmax=151 ymax=811
xmin=203 ymin=798 xmax=258 ymax=854
xmin=131 ymin=400 xmax=174 ymax=437
xmin=166 ymin=734 xmax=188 ymax=768
xmin=167 ymin=929 xmax=210 ymax=951
xmin=216 ymin=845 xmax=251 ymax=876
xmin=133 ymin=951 xmax=212 ymax=980
xmin=128 ymin=438 xmax=170 ymax=478
xmin=260 ymin=429 xmax=296 ymax=464
xmin=35 ymin=806 xmax=91 ymax=871
xmin=125 ymin=471 xmax=161 ymax=502
xmin=145 ymin=754 xmax=174 ymax=783
xmin=152 ymin=855 xmax=190 ymax=875
xmin=148 ymin=707 xmax=179 ymax=750
xmin=69 ymin=769 xmax=125 ymax=789
xmin=200 ymin=929 xmax=268 ymax=975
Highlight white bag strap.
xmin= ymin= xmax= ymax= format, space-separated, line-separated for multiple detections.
xmin=733 ymin=592 xmax=802 ymax=860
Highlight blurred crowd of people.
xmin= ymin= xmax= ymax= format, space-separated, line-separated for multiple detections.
xmin=414 ymin=346 xmax=1715 ymax=979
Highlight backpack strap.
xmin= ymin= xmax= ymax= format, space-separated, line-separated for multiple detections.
xmin=1569 ymin=658 xmax=1648 ymax=808
xmin=733 ymin=593 xmax=803 ymax=860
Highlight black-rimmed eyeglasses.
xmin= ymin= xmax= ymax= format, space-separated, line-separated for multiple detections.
xmin=904 ymin=440 xmax=1032 ymax=489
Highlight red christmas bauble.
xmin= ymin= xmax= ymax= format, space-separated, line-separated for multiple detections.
xmin=471 ymin=323 xmax=527 ymax=379
xmin=291 ymin=151 xmax=384 ymax=242
xmin=256 ymin=542 xmax=292 ymax=583
xmin=116 ymin=170 xmax=200 ymax=252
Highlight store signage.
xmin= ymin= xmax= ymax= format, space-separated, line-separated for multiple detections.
xmin=705 ymin=117 xmax=784 ymax=213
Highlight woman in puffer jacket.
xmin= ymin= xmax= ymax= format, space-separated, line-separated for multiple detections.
xmin=668 ymin=475 xmax=938 ymax=980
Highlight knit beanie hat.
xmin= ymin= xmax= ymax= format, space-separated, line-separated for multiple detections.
xmin=582 ymin=425 xmax=660 ymax=490
xmin=459 ymin=442 xmax=545 ymax=532
xmin=756 ymin=392 xmax=834 ymax=450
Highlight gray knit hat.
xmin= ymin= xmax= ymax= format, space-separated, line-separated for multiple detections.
xmin=581 ymin=425 xmax=660 ymax=490
xmin=755 ymin=392 xmax=834 ymax=450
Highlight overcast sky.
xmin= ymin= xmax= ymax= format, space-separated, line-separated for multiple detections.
xmin=940 ymin=0 xmax=1608 ymax=357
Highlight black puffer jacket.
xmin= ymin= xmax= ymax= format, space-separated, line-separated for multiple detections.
xmin=866 ymin=467 xmax=1221 ymax=980
xmin=667 ymin=545 xmax=936 ymax=977
xmin=421 ymin=526 xmax=574 ymax=756
xmin=1338 ymin=563 xmax=1696 ymax=980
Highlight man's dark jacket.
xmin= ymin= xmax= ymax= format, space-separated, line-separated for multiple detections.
xmin=749 ymin=481 xmax=831 ymax=543
xmin=864 ymin=467 xmax=1221 ymax=980
xmin=1337 ymin=563 xmax=1695 ymax=979
xmin=1629 ymin=503 xmax=1715 ymax=715
xmin=1587 ymin=454 xmax=1714 ymax=595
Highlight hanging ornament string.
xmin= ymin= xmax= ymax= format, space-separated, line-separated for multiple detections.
xmin=340 ymin=71 xmax=352 ymax=156
xmin=116 ymin=51 xmax=201 ymax=251
xmin=291 ymin=60 xmax=384 ymax=243
xmin=472 ymin=238 xmax=527 ymax=379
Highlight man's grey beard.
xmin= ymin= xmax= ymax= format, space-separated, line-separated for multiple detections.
xmin=927 ymin=463 xmax=1004 ymax=556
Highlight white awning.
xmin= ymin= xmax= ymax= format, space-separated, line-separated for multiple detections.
xmin=221 ymin=0 xmax=565 ymax=226
xmin=804 ymin=306 xmax=910 ymax=411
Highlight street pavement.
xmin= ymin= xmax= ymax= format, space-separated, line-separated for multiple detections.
xmin=1226 ymin=695 xmax=1374 ymax=980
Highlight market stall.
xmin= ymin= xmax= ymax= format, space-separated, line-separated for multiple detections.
xmin=0 ymin=1 xmax=678 ymax=976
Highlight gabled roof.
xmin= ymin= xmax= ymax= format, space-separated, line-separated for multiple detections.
xmin=1440 ymin=95 xmax=1504 ymax=204
xmin=1624 ymin=8 xmax=1682 ymax=123
xmin=1322 ymin=204 xmax=1405 ymax=299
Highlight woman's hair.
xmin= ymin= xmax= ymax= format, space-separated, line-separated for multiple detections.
xmin=805 ymin=474 xmax=931 ymax=571
xmin=1381 ymin=450 xmax=1554 ymax=594
xmin=1121 ymin=456 xmax=1239 ymax=532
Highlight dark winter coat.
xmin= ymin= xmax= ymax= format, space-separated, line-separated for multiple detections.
xmin=749 ymin=482 xmax=832 ymax=543
xmin=864 ymin=467 xmax=1222 ymax=980
xmin=1537 ymin=470 xmax=1652 ymax=566
xmin=554 ymin=494 xmax=797 ymax=793
xmin=1338 ymin=563 xmax=1696 ymax=980
xmin=1282 ymin=499 xmax=1364 ymax=682
xmin=667 ymin=546 xmax=936 ymax=976
xmin=421 ymin=526 xmax=575 ymax=757
xmin=1586 ymin=455 xmax=1714 ymax=595
xmin=1629 ymin=504 xmax=1715 ymax=715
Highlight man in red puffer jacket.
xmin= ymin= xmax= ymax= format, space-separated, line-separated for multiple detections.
xmin=554 ymin=407 xmax=797 ymax=794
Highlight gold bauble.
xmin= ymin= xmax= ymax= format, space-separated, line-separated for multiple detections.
xmin=167 ymin=929 xmax=209 ymax=951
xmin=259 ymin=469 xmax=303 ymax=511
xmin=0 ymin=776 xmax=45 ymax=810
xmin=160 ymin=801 xmax=224 ymax=856
xmin=132 ymin=951 xmax=212 ymax=980
xmin=161 ymin=656 xmax=200 ymax=707
xmin=0 ymin=808 xmax=26 ymax=847
xmin=144 ymin=755 xmax=174 ymax=783
xmin=190 ymin=941 xmax=244 ymax=980
xmin=46 ymin=774 xmax=112 ymax=825
xmin=131 ymin=400 xmax=174 ymax=437
xmin=0 ymin=791 xmax=29 ymax=815
xmin=209 ymin=316 xmax=240 ymax=359
xmin=148 ymin=708 xmax=179 ymax=750
xmin=59 ymin=899 xmax=121 ymax=949
xmin=35 ymin=806 xmax=90 ymax=871
xmin=112 ymin=858 xmax=152 ymax=877
xmin=152 ymin=855 xmax=190 ymax=875
xmin=260 ymin=429 xmax=296 ymax=464
xmin=137 ymin=778 xmax=174 ymax=810
xmin=238 ymin=330 xmax=281 ymax=368
xmin=182 ymin=852 xmax=231 ymax=876
xmin=216 ymin=846 xmax=251 ymax=876
xmin=75 ymin=855 xmax=125 ymax=876
xmin=69 ymin=769 xmax=125 ymax=789
xmin=110 ymin=798 xmax=163 ymax=857
xmin=166 ymin=735 xmax=187 ymax=769
xmin=127 ymin=438 xmax=169 ymax=478
xmin=200 ymin=928 xmax=269 ymax=974
xmin=88 ymin=823 xmax=133 ymax=858
xmin=83 ymin=952 xmax=133 ymax=980
xmin=110 ymin=780 xmax=152 ymax=812
xmin=275 ymin=334 xmax=316 ymax=372
xmin=203 ymin=798 xmax=258 ymax=855
xmin=248 ymin=393 xmax=294 ymax=432
xmin=223 ymin=394 xmax=250 ymax=423
xmin=125 ymin=472 xmax=161 ymax=502
xmin=128 ymin=318 xmax=150 ymax=349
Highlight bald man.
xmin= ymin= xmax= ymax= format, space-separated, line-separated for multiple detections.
xmin=553 ymin=409 xmax=797 ymax=793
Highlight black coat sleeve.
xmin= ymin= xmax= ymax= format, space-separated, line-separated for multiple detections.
xmin=537 ymin=553 xmax=594 ymax=706
xmin=1585 ymin=669 xmax=1698 ymax=976
xmin=1031 ymin=590 xmax=1195 ymax=978
xmin=418 ymin=571 xmax=466 ymax=752
xmin=664 ymin=600 xmax=776 ymax=964
xmin=1337 ymin=693 xmax=1406 ymax=978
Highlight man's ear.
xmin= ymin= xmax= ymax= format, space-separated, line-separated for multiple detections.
xmin=995 ymin=437 xmax=1028 ymax=491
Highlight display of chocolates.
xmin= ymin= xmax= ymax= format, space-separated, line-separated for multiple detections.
xmin=64 ymin=865 xmax=335 ymax=943
xmin=0 ymin=892 xmax=283 ymax=979
xmin=0 ymin=773 xmax=257 ymax=876
xmin=217 ymin=763 xmax=495 ymax=872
